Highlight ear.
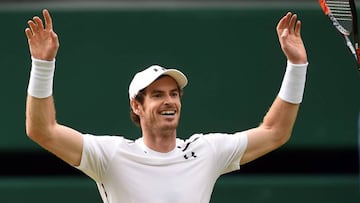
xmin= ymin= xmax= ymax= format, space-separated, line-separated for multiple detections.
xmin=130 ymin=99 xmax=141 ymax=115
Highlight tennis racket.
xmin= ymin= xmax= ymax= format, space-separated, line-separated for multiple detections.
xmin=319 ymin=0 xmax=360 ymax=71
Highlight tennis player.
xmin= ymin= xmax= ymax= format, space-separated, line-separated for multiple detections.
xmin=25 ymin=9 xmax=308 ymax=203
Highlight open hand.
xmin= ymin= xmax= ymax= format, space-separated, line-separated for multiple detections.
xmin=276 ymin=12 xmax=307 ymax=64
xmin=25 ymin=9 xmax=59 ymax=61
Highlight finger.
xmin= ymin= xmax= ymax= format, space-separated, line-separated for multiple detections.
xmin=289 ymin=14 xmax=297 ymax=34
xmin=25 ymin=27 xmax=33 ymax=39
xmin=276 ymin=14 xmax=287 ymax=30
xmin=281 ymin=27 xmax=289 ymax=39
xmin=277 ymin=12 xmax=291 ymax=31
xmin=33 ymin=16 xmax=44 ymax=31
xmin=27 ymin=20 xmax=38 ymax=34
xmin=295 ymin=20 xmax=302 ymax=36
xmin=43 ymin=9 xmax=53 ymax=31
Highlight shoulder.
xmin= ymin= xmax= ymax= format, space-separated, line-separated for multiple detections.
xmin=175 ymin=132 xmax=246 ymax=151
xmin=82 ymin=134 xmax=135 ymax=149
xmin=190 ymin=132 xmax=248 ymax=152
xmin=194 ymin=132 xmax=247 ymax=143
xmin=178 ymin=132 xmax=247 ymax=145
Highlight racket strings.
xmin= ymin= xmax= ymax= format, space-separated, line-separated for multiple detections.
xmin=320 ymin=0 xmax=360 ymax=68
xmin=326 ymin=0 xmax=353 ymax=21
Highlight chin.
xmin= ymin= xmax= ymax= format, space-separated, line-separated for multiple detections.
xmin=162 ymin=122 xmax=179 ymax=131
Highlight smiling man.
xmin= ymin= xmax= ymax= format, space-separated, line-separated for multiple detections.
xmin=25 ymin=9 xmax=308 ymax=203
xmin=129 ymin=66 xmax=187 ymax=152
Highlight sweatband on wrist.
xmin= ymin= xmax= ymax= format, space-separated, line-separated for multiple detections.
xmin=27 ymin=57 xmax=55 ymax=98
xmin=278 ymin=60 xmax=308 ymax=104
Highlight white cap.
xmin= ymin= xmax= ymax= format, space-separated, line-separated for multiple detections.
xmin=128 ymin=65 xmax=188 ymax=100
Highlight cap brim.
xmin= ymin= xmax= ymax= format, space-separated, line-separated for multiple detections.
xmin=162 ymin=69 xmax=188 ymax=89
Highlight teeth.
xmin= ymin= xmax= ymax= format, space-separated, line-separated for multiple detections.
xmin=161 ymin=111 xmax=175 ymax=115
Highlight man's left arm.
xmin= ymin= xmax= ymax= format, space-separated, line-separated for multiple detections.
xmin=240 ymin=12 xmax=308 ymax=165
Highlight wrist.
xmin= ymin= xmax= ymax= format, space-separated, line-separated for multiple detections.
xmin=27 ymin=57 xmax=56 ymax=98
xmin=278 ymin=60 xmax=308 ymax=104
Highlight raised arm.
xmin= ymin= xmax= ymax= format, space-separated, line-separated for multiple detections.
xmin=25 ymin=9 xmax=83 ymax=166
xmin=240 ymin=12 xmax=308 ymax=164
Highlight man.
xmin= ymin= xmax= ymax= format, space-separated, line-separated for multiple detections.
xmin=25 ymin=9 xmax=308 ymax=203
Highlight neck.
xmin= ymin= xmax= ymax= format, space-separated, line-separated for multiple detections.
xmin=142 ymin=129 xmax=177 ymax=153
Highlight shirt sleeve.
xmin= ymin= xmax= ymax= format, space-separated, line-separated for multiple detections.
xmin=75 ymin=134 xmax=122 ymax=182
xmin=203 ymin=132 xmax=248 ymax=175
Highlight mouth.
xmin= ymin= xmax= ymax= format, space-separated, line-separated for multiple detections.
xmin=160 ymin=110 xmax=176 ymax=116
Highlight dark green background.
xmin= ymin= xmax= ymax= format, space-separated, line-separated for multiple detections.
xmin=0 ymin=2 xmax=359 ymax=202
xmin=1 ymin=3 xmax=359 ymax=151
xmin=0 ymin=175 xmax=358 ymax=202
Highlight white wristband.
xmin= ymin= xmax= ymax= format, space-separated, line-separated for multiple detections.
xmin=278 ymin=60 xmax=308 ymax=104
xmin=27 ymin=57 xmax=55 ymax=98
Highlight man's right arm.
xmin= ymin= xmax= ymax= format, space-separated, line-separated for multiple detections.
xmin=25 ymin=9 xmax=83 ymax=166
xmin=26 ymin=96 xmax=83 ymax=166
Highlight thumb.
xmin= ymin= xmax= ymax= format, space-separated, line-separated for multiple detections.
xmin=281 ymin=28 xmax=289 ymax=39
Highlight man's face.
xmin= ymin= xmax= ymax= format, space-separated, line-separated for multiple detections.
xmin=138 ymin=76 xmax=182 ymax=132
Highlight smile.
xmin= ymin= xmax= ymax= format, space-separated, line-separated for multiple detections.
xmin=160 ymin=110 xmax=176 ymax=116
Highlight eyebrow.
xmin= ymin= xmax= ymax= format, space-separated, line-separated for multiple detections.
xmin=150 ymin=88 xmax=179 ymax=95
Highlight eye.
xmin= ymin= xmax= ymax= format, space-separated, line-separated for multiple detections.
xmin=151 ymin=92 xmax=163 ymax=98
xmin=171 ymin=91 xmax=179 ymax=98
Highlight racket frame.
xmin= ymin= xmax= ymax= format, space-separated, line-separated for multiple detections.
xmin=319 ymin=0 xmax=360 ymax=71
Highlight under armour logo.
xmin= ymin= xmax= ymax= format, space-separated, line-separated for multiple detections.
xmin=184 ymin=151 xmax=197 ymax=159
xmin=153 ymin=66 xmax=165 ymax=72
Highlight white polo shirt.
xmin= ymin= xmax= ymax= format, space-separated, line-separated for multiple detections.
xmin=77 ymin=132 xmax=248 ymax=203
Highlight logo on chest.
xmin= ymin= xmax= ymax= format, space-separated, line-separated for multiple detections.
xmin=177 ymin=137 xmax=199 ymax=160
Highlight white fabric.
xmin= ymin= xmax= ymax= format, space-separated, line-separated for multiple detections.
xmin=128 ymin=65 xmax=188 ymax=99
xmin=278 ymin=61 xmax=308 ymax=104
xmin=76 ymin=132 xmax=248 ymax=203
xmin=27 ymin=57 xmax=55 ymax=98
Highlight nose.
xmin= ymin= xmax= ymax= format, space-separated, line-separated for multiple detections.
xmin=163 ymin=94 xmax=177 ymax=105
xmin=164 ymin=95 xmax=173 ymax=105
